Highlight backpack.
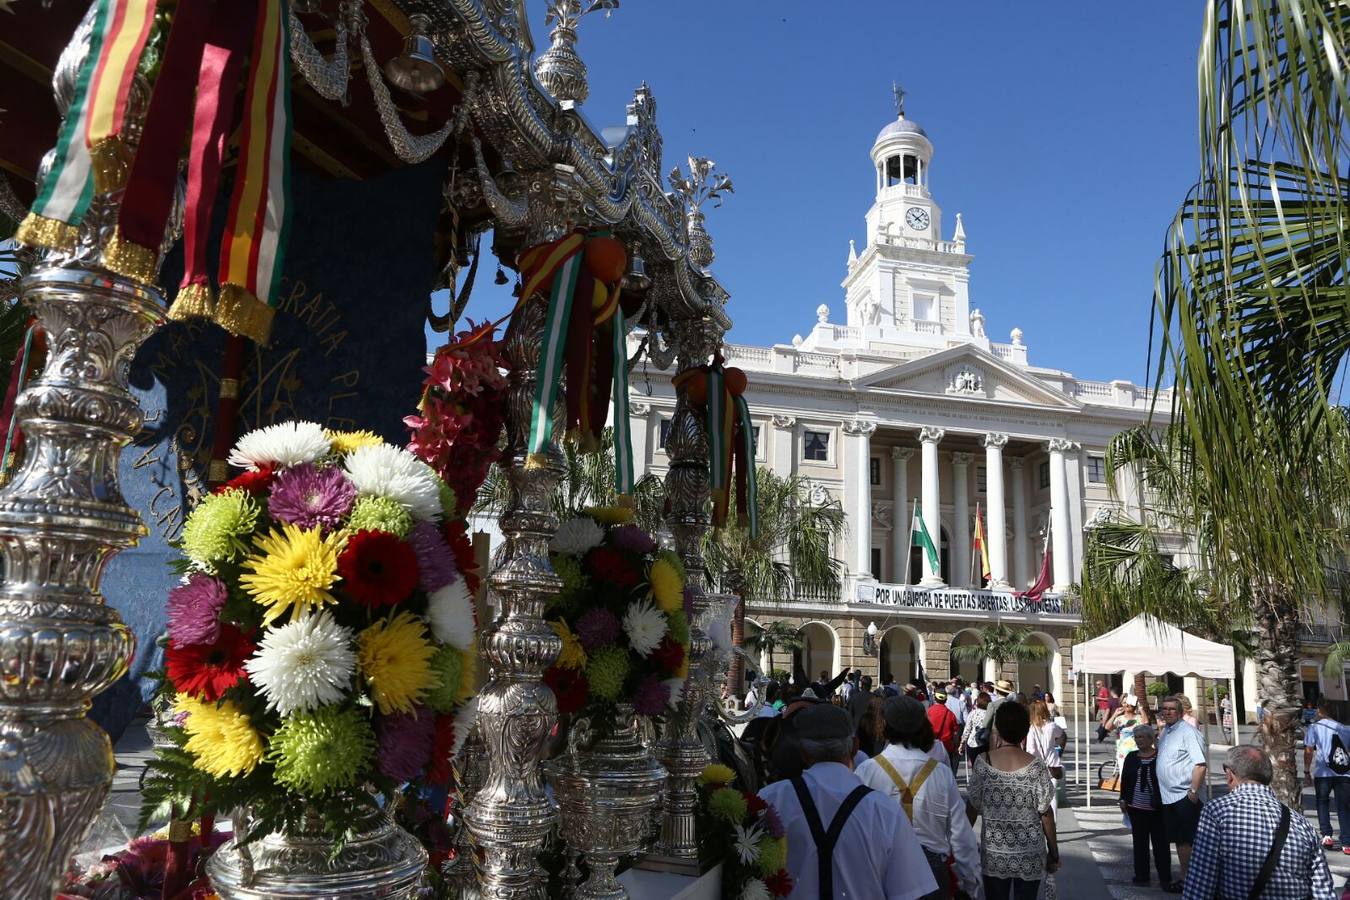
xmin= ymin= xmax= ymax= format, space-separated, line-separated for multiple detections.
xmin=1321 ymin=722 xmax=1350 ymax=775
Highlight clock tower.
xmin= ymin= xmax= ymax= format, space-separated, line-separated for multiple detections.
xmin=840 ymin=89 xmax=975 ymax=348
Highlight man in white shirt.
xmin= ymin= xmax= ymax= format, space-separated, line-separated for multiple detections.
xmin=857 ymin=696 xmax=981 ymax=899
xmin=759 ymin=704 xmax=937 ymax=900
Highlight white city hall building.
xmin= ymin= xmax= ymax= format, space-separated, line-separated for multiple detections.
xmin=631 ymin=103 xmax=1170 ymax=709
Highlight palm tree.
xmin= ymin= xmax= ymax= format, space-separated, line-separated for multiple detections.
xmin=746 ymin=619 xmax=803 ymax=679
xmin=703 ymin=468 xmax=847 ymax=695
xmin=949 ymin=623 xmax=1048 ymax=683
xmin=1137 ymin=0 xmax=1350 ymax=803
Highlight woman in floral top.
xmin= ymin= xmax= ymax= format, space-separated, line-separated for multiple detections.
xmin=968 ymin=700 xmax=1058 ymax=900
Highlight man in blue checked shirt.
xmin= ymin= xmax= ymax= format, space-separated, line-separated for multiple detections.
xmin=1183 ymin=745 xmax=1333 ymax=900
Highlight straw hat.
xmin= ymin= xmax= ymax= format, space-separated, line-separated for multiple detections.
xmin=993 ymin=679 xmax=1015 ymax=696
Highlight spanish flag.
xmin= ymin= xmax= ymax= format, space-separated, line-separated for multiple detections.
xmin=972 ymin=503 xmax=992 ymax=587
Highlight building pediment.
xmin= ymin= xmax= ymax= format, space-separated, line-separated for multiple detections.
xmin=856 ymin=344 xmax=1080 ymax=409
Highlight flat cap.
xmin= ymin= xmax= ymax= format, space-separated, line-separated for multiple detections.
xmin=795 ymin=702 xmax=854 ymax=741
xmin=883 ymin=696 xmax=928 ymax=733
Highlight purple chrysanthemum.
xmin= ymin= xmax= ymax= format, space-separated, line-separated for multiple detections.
xmin=762 ymin=804 xmax=785 ymax=839
xmin=609 ymin=525 xmax=657 ymax=555
xmin=408 ymin=520 xmax=459 ymax=593
xmin=267 ymin=463 xmax=356 ymax=531
xmin=682 ymin=586 xmax=696 ymax=618
xmin=632 ymin=676 xmax=671 ymax=716
xmin=376 ymin=707 xmax=436 ymax=783
xmin=166 ymin=574 xmax=229 ymax=647
xmin=575 ymin=608 xmax=621 ymax=651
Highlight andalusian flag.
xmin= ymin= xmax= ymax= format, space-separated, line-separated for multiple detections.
xmin=972 ymin=503 xmax=991 ymax=586
xmin=910 ymin=500 xmax=939 ymax=574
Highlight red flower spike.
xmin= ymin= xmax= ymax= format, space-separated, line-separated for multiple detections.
xmin=337 ymin=530 xmax=420 ymax=608
xmin=165 ymin=624 xmax=255 ymax=701
xmin=744 ymin=793 xmax=767 ymax=816
xmin=766 ymin=870 xmax=794 ymax=896
xmin=649 ymin=636 xmax=686 ymax=676
xmin=212 ymin=465 xmax=275 ymax=496
xmin=586 ymin=546 xmax=639 ymax=588
xmin=543 ymin=665 xmax=589 ymax=714
xmin=426 ymin=714 xmax=457 ymax=785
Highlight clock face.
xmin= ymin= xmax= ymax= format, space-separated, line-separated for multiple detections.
xmin=905 ymin=207 xmax=931 ymax=231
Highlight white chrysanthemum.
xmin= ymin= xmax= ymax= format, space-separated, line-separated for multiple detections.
xmin=343 ymin=443 xmax=442 ymax=522
xmin=550 ymin=516 xmax=604 ymax=555
xmin=244 ymin=610 xmax=356 ymax=716
xmin=665 ymin=677 xmax=686 ymax=709
xmin=733 ymin=823 xmax=765 ymax=865
xmin=738 ymin=878 xmax=771 ymax=900
xmin=228 ymin=420 xmax=330 ymax=472
xmin=426 ymin=580 xmax=476 ymax=650
xmin=451 ymin=698 xmax=478 ymax=758
xmin=622 ymin=601 xmax=667 ymax=657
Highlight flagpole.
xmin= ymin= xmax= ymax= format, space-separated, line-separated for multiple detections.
xmin=906 ymin=498 xmax=917 ymax=587
xmin=971 ymin=502 xmax=981 ymax=588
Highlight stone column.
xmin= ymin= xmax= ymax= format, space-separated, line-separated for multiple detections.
xmin=845 ymin=419 xmax=877 ymax=577
xmin=950 ymin=452 xmax=973 ymax=587
xmin=1047 ymin=439 xmax=1076 ymax=591
xmin=630 ymin=400 xmax=651 ymax=474
xmin=1010 ymin=457 xmax=1030 ymax=589
xmin=918 ymin=426 xmax=945 ymax=587
xmin=983 ymin=433 xmax=1010 ymax=590
xmin=772 ymin=414 xmax=796 ymax=476
xmin=890 ymin=447 xmax=914 ymax=584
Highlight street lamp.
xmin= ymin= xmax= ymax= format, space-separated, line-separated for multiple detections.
xmin=863 ymin=621 xmax=880 ymax=680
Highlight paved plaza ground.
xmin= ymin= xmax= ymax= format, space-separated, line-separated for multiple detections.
xmin=97 ymin=719 xmax=1350 ymax=900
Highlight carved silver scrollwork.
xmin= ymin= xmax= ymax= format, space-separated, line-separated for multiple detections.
xmin=289 ymin=7 xmax=349 ymax=102
xmin=354 ymin=12 xmax=452 ymax=164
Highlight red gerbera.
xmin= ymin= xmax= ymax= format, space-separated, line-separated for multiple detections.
xmin=765 ymin=870 xmax=794 ymax=896
xmin=212 ymin=464 xmax=275 ymax=496
xmin=744 ymin=792 xmax=768 ymax=816
xmin=337 ymin=529 xmax=420 ymax=607
xmin=649 ymin=636 xmax=686 ymax=677
xmin=442 ymin=521 xmax=480 ymax=597
xmin=543 ymin=664 xmax=590 ymax=714
xmin=165 ymin=624 xmax=255 ymax=701
xmin=426 ymin=713 xmax=457 ymax=785
xmin=586 ymin=546 xmax=640 ymax=588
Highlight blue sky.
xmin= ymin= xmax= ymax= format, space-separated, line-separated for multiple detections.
xmin=445 ymin=2 xmax=1205 ymax=385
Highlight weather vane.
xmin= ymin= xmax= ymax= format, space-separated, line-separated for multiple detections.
xmin=892 ymin=81 xmax=906 ymax=118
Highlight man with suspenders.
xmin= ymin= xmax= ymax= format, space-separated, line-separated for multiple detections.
xmin=758 ymin=703 xmax=937 ymax=900
xmin=858 ymin=696 xmax=983 ymax=899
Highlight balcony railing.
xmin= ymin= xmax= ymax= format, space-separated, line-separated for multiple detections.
xmin=855 ymin=582 xmax=1080 ymax=618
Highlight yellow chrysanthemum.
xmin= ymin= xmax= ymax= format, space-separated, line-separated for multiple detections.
xmin=326 ymin=429 xmax=384 ymax=455
xmin=551 ymin=619 xmax=587 ymax=671
xmin=699 ymin=763 xmax=736 ymax=786
xmin=648 ymin=558 xmax=684 ymax=614
xmin=358 ymin=611 xmax=437 ymax=714
xmin=239 ymin=523 xmax=345 ymax=625
xmin=586 ymin=505 xmax=634 ymax=525
xmin=174 ymin=694 xmax=264 ymax=778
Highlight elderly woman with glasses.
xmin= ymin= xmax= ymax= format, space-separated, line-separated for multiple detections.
xmin=1119 ymin=724 xmax=1171 ymax=887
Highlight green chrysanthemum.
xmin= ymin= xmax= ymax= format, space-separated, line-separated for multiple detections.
xmin=181 ymin=489 xmax=260 ymax=565
xmin=437 ymin=478 xmax=458 ymax=520
xmin=586 ymin=646 xmax=630 ymax=701
xmin=269 ymin=706 xmax=375 ymax=795
xmin=758 ymin=835 xmax=787 ymax=876
xmin=708 ymin=786 xmax=747 ymax=824
xmin=552 ymin=555 xmax=588 ymax=599
xmin=666 ymin=610 xmax=690 ymax=647
xmin=346 ymin=495 xmax=413 ymax=537
xmin=426 ymin=644 xmax=465 ymax=712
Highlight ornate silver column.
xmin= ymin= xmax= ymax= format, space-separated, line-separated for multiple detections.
xmin=647 ymin=313 xmax=723 ymax=872
xmin=0 ymin=14 xmax=162 ymax=898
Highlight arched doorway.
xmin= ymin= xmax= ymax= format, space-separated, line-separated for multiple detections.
xmin=949 ymin=628 xmax=986 ymax=684
xmin=1017 ymin=632 xmax=1061 ymax=699
xmin=908 ymin=525 xmax=952 ymax=584
xmin=794 ymin=621 xmax=839 ymax=684
xmin=881 ymin=625 xmax=923 ymax=687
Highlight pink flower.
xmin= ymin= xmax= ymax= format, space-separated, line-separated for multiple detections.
xmin=376 ymin=707 xmax=436 ymax=783
xmin=633 ymin=676 xmax=672 ymax=716
xmin=267 ymin=463 xmax=356 ymax=532
xmin=166 ymin=574 xmax=229 ymax=648
xmin=408 ymin=521 xmax=459 ymax=593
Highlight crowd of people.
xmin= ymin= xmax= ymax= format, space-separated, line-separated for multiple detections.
xmin=736 ymin=671 xmax=1339 ymax=900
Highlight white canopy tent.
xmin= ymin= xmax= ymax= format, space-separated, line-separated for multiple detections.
xmin=1069 ymin=614 xmax=1237 ymax=807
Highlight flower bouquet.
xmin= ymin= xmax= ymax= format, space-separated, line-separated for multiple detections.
xmin=140 ymin=420 xmax=479 ymax=851
xmin=695 ymin=764 xmax=793 ymax=899
xmin=540 ymin=509 xmax=691 ymax=735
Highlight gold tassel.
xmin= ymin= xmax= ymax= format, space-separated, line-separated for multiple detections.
xmin=215 ymin=283 xmax=275 ymax=345
xmin=168 ymin=282 xmax=216 ymax=322
xmin=525 ymin=452 xmax=550 ymax=470
xmin=89 ymin=136 xmax=133 ymax=194
xmin=15 ymin=212 xmax=79 ymax=252
xmin=102 ymin=227 xmax=158 ymax=285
